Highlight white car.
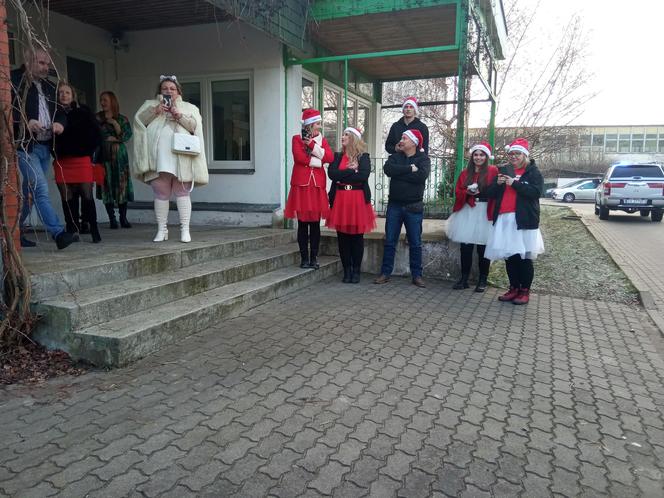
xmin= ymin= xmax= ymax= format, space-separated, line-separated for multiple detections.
xmin=552 ymin=178 xmax=601 ymax=202
xmin=595 ymin=163 xmax=664 ymax=222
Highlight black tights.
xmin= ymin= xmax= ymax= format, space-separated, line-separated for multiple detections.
xmin=297 ymin=221 xmax=321 ymax=261
xmin=337 ymin=232 xmax=364 ymax=269
xmin=459 ymin=243 xmax=490 ymax=276
xmin=57 ymin=183 xmax=95 ymax=232
xmin=505 ymin=254 xmax=534 ymax=289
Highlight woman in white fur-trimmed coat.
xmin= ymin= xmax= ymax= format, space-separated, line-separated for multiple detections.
xmin=133 ymin=75 xmax=208 ymax=243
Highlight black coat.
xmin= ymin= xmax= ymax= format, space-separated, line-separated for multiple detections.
xmin=328 ymin=152 xmax=372 ymax=207
xmin=385 ymin=117 xmax=430 ymax=155
xmin=11 ymin=66 xmax=66 ymax=149
xmin=485 ymin=159 xmax=544 ymax=229
xmin=383 ymin=150 xmax=431 ymax=204
xmin=53 ymin=104 xmax=102 ymax=158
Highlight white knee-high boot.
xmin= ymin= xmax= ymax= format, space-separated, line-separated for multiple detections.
xmin=176 ymin=196 xmax=191 ymax=243
xmin=153 ymin=199 xmax=170 ymax=242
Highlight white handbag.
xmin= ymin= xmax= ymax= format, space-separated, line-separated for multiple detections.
xmin=172 ymin=132 xmax=201 ymax=156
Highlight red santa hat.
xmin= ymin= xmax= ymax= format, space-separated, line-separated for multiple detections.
xmin=506 ymin=138 xmax=529 ymax=156
xmin=402 ymin=129 xmax=424 ymax=152
xmin=469 ymin=141 xmax=494 ymax=160
xmin=301 ymin=108 xmax=322 ymax=126
xmin=402 ymin=96 xmax=418 ymax=114
xmin=344 ymin=127 xmax=362 ymax=139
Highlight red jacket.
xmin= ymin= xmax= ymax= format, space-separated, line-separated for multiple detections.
xmin=289 ymin=134 xmax=334 ymax=187
xmin=452 ymin=165 xmax=498 ymax=220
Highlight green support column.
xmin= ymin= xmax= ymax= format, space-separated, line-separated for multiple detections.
xmin=454 ymin=0 xmax=469 ymax=184
xmin=488 ymin=97 xmax=497 ymax=152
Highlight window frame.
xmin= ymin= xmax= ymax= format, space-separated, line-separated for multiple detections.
xmin=179 ymin=72 xmax=254 ymax=173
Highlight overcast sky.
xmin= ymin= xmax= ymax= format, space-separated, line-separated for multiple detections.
xmin=498 ymin=0 xmax=663 ymax=126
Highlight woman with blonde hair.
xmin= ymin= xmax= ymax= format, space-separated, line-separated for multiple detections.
xmin=326 ymin=127 xmax=376 ymax=283
xmin=133 ymin=75 xmax=208 ymax=242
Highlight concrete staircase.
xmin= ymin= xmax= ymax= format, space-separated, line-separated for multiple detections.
xmin=31 ymin=230 xmax=340 ymax=367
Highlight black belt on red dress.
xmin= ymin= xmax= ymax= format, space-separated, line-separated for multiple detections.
xmin=336 ymin=183 xmax=363 ymax=191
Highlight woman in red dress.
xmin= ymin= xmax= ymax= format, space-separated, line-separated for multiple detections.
xmin=326 ymin=127 xmax=377 ymax=283
xmin=53 ymin=82 xmax=102 ymax=242
xmin=285 ymin=109 xmax=334 ymax=269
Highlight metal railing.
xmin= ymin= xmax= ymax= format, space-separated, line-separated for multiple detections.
xmin=370 ymin=155 xmax=455 ymax=218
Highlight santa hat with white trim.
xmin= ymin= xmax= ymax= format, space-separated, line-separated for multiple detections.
xmin=402 ymin=129 xmax=424 ymax=152
xmin=344 ymin=127 xmax=362 ymax=139
xmin=469 ymin=141 xmax=494 ymax=160
xmin=506 ymin=138 xmax=529 ymax=156
xmin=301 ymin=108 xmax=322 ymax=126
xmin=402 ymin=96 xmax=418 ymax=114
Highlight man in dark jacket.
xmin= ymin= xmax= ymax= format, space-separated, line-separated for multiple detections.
xmin=12 ymin=48 xmax=73 ymax=249
xmin=375 ymin=129 xmax=431 ymax=287
xmin=384 ymin=96 xmax=429 ymax=155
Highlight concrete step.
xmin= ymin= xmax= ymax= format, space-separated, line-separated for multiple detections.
xmin=34 ymin=244 xmax=301 ymax=337
xmin=63 ymin=257 xmax=341 ymax=367
xmin=30 ymin=230 xmax=296 ymax=301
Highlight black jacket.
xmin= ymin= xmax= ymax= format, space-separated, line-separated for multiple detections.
xmin=328 ymin=152 xmax=372 ymax=206
xmin=11 ymin=66 xmax=65 ymax=150
xmin=485 ymin=159 xmax=543 ymax=229
xmin=385 ymin=117 xmax=430 ymax=155
xmin=53 ymin=104 xmax=102 ymax=158
xmin=383 ymin=150 xmax=431 ymax=204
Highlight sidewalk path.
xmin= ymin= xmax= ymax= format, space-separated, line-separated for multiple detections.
xmin=2 ymin=278 xmax=664 ymax=497
xmin=570 ymin=202 xmax=664 ymax=335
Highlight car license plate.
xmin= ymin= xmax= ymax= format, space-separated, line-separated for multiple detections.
xmin=623 ymin=199 xmax=646 ymax=204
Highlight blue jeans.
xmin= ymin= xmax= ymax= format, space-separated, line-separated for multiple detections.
xmin=380 ymin=202 xmax=424 ymax=278
xmin=18 ymin=143 xmax=64 ymax=238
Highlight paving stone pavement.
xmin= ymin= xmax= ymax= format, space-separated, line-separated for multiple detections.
xmin=2 ymin=277 xmax=664 ymax=497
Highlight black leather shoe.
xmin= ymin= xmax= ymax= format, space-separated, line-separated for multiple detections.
xmin=475 ymin=276 xmax=488 ymax=293
xmin=55 ymin=231 xmax=75 ymax=250
xmin=20 ymin=236 xmax=36 ymax=248
xmin=300 ymin=258 xmax=310 ymax=269
xmin=308 ymin=257 xmax=320 ymax=270
xmin=452 ymin=275 xmax=469 ymax=290
xmin=342 ymin=267 xmax=352 ymax=283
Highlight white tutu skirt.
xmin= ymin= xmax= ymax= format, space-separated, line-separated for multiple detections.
xmin=447 ymin=202 xmax=492 ymax=245
xmin=485 ymin=212 xmax=545 ymax=261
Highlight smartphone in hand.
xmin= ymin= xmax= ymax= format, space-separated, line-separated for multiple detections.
xmin=162 ymin=94 xmax=172 ymax=108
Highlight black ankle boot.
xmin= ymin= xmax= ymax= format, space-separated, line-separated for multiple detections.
xmin=300 ymin=253 xmax=309 ymax=268
xmin=475 ymin=275 xmax=488 ymax=293
xmin=90 ymin=223 xmax=101 ymax=243
xmin=308 ymin=252 xmax=319 ymax=269
xmin=452 ymin=274 xmax=470 ymax=290
xmin=105 ymin=203 xmax=119 ymax=229
xmin=350 ymin=266 xmax=361 ymax=284
xmin=83 ymin=200 xmax=101 ymax=243
xmin=119 ymin=203 xmax=132 ymax=228
xmin=64 ymin=199 xmax=80 ymax=233
xmin=342 ymin=267 xmax=352 ymax=283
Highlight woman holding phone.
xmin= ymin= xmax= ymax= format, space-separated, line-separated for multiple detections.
xmin=285 ymin=108 xmax=334 ymax=269
xmin=447 ymin=141 xmax=497 ymax=292
xmin=485 ymin=138 xmax=544 ymax=305
xmin=133 ymin=75 xmax=208 ymax=242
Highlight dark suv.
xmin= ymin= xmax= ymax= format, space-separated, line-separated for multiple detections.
xmin=595 ymin=163 xmax=664 ymax=222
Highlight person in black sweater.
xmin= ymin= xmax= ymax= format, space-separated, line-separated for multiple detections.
xmin=384 ymin=96 xmax=429 ymax=155
xmin=375 ymin=129 xmax=431 ymax=287
xmin=53 ymin=82 xmax=103 ymax=242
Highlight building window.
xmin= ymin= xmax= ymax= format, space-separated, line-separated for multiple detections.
xmin=180 ymin=74 xmax=253 ymax=170
xmin=605 ymin=134 xmax=617 ymax=152
xmin=631 ymin=134 xmax=644 ymax=153
xmin=323 ymin=87 xmax=340 ymax=151
xmin=580 ymin=134 xmax=591 ymax=147
xmin=645 ymin=134 xmax=658 ymax=153
xmin=302 ymin=77 xmax=315 ymax=110
xmin=659 ymin=136 xmax=664 ymax=152
xmin=592 ymin=134 xmax=604 ymax=147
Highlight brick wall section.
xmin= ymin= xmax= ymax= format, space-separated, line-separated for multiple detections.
xmin=0 ymin=6 xmax=20 ymax=251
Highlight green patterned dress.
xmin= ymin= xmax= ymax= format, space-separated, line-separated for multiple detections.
xmin=96 ymin=113 xmax=134 ymax=205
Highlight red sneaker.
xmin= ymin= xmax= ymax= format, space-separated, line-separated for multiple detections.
xmin=498 ymin=287 xmax=520 ymax=302
xmin=513 ymin=288 xmax=530 ymax=305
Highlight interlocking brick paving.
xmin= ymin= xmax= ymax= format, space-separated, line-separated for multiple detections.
xmin=2 ymin=277 xmax=664 ymax=497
